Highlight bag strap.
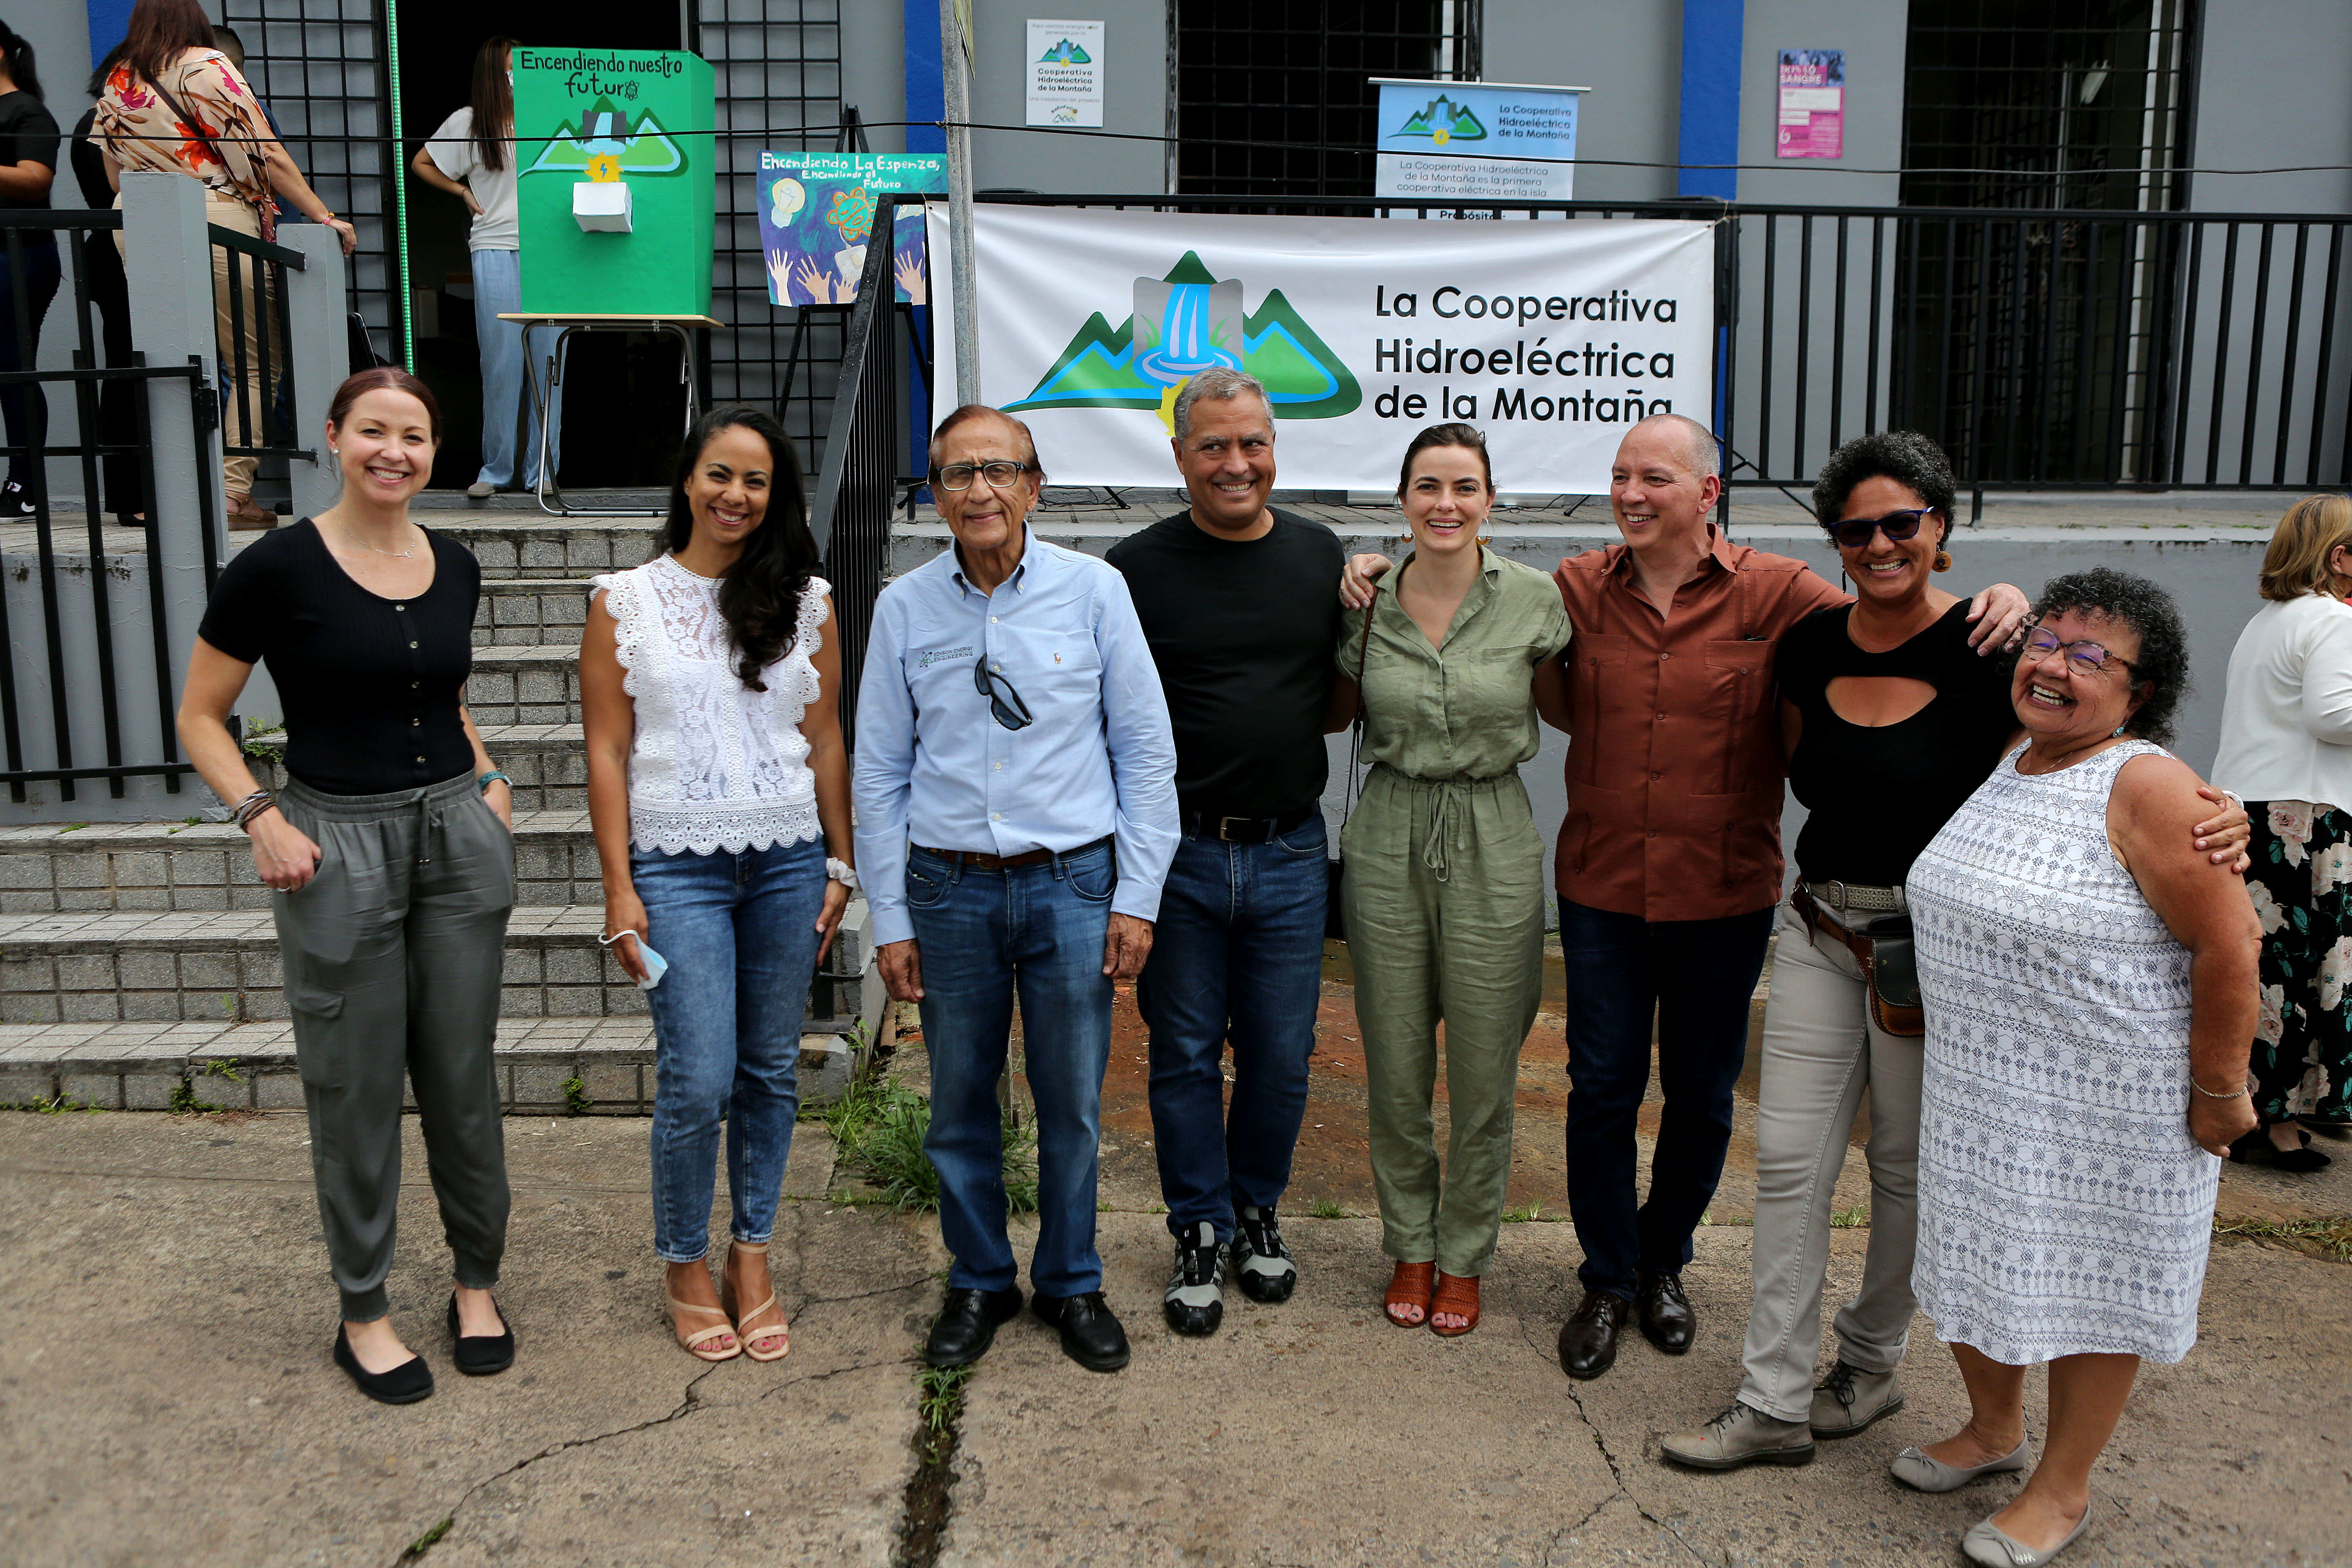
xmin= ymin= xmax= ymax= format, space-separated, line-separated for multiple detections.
xmin=1338 ymin=586 xmax=1380 ymax=831
xmin=151 ymin=67 xmax=273 ymax=237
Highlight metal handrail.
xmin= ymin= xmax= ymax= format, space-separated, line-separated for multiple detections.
xmin=205 ymin=222 xmax=308 ymax=269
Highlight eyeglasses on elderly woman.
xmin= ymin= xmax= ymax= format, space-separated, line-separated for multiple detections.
xmin=2020 ymin=619 xmax=2138 ymax=677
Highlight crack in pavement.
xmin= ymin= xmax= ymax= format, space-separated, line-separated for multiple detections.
xmin=1514 ymin=1307 xmax=1705 ymax=1563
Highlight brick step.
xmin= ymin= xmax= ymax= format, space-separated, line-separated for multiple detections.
xmin=429 ymin=518 xmax=664 ymax=579
xmin=0 ymin=902 xmax=875 ymax=1029
xmin=463 ymin=644 xmax=586 ymax=726
xmin=1 ymin=799 xmax=598 ymax=911
xmin=475 ymin=577 xmax=597 ymax=648
xmin=0 ymin=1016 xmax=867 ymax=1114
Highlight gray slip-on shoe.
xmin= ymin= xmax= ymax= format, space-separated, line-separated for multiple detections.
xmin=1961 ymin=1501 xmax=2091 ymax=1566
xmin=1889 ymin=1438 xmax=2030 ymax=1493
xmin=1811 ymin=1359 xmax=1906 ymax=1437
xmin=1660 ymin=1403 xmax=1816 ymax=1471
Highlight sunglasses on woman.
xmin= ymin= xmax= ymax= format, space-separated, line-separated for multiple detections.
xmin=1824 ymin=507 xmax=1940 ymax=550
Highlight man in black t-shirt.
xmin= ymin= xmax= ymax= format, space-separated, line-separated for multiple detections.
xmin=1106 ymin=367 xmax=1350 ymax=1337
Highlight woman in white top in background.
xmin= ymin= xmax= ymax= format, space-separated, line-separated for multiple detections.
xmin=580 ymin=407 xmax=855 ymax=1362
xmin=2210 ymin=493 xmax=2352 ymax=1172
xmin=411 ymin=36 xmax=561 ymax=498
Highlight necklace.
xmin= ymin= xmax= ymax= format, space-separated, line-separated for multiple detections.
xmin=335 ymin=518 xmax=420 ymax=559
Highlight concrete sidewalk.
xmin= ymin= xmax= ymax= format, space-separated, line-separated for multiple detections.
xmin=3 ymin=1091 xmax=2345 ymax=1568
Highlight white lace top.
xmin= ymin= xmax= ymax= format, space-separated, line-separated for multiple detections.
xmin=592 ymin=556 xmax=831 ymax=855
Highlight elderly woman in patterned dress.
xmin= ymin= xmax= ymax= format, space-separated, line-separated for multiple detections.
xmin=1903 ymin=568 xmax=2259 ymax=1567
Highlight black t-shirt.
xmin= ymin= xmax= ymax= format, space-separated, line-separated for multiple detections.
xmin=70 ymin=106 xmax=111 ymax=211
xmin=198 ymin=520 xmax=481 ymax=796
xmin=1107 ymin=506 xmax=1345 ymax=819
xmin=1779 ymin=600 xmax=2018 ymax=887
xmin=0 ymin=92 xmax=58 ymax=214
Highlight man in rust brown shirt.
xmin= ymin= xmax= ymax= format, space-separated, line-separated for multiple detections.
xmin=1546 ymin=414 xmax=2025 ymax=1382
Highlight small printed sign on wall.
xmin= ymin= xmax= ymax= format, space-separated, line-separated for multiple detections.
xmin=1026 ymin=19 xmax=1106 ymax=128
xmin=1777 ymin=49 xmax=1845 ymax=159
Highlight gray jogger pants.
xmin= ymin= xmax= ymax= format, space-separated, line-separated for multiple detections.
xmin=274 ymin=770 xmax=515 ymax=1321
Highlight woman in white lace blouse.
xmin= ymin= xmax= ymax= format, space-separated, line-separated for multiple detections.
xmin=580 ymin=408 xmax=855 ymax=1363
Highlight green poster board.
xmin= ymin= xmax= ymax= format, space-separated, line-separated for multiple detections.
xmin=512 ymin=48 xmax=716 ymax=316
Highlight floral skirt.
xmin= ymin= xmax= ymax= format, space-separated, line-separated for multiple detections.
xmin=2248 ymin=800 xmax=2352 ymax=1123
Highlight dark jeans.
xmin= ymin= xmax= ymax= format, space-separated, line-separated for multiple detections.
xmin=79 ymin=230 xmax=141 ymax=518
xmin=1137 ymin=816 xmax=1328 ymax=1241
xmin=0 ymin=238 xmax=60 ymax=493
xmin=909 ymin=840 xmax=1117 ymax=1298
xmin=1560 ymin=898 xmax=1774 ymax=1299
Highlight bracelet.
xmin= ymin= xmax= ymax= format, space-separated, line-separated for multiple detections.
xmin=477 ymin=771 xmax=511 ymax=795
xmin=825 ymin=856 xmax=859 ymax=891
xmin=2190 ymin=1076 xmax=2250 ymax=1100
xmin=230 ymin=789 xmax=275 ymax=830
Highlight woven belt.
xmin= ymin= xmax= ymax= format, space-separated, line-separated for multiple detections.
xmin=1803 ymin=880 xmax=1907 ymax=915
xmin=914 ymin=834 xmax=1111 ymax=871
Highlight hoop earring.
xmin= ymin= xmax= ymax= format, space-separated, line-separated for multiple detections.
xmin=1932 ymin=548 xmax=1952 ymax=572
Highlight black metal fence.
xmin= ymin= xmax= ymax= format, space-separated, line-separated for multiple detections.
xmin=807 ymin=226 xmax=904 ymax=744
xmin=210 ymin=223 xmax=313 ymax=477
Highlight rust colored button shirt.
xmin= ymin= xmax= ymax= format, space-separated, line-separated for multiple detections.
xmin=1552 ymin=528 xmax=1847 ymax=922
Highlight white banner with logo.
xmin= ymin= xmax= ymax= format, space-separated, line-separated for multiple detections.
xmin=928 ymin=204 xmax=1715 ymax=494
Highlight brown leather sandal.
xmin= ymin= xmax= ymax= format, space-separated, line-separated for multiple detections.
xmin=1385 ymin=1261 xmax=1436 ymax=1328
xmin=1429 ymin=1271 xmax=1481 ymax=1336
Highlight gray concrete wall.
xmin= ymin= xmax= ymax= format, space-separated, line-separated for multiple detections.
xmin=26 ymin=1 xmax=97 ymax=507
xmin=1483 ymin=0 xmax=1679 ymax=205
xmin=1735 ymin=0 xmax=1904 ymax=208
xmin=2188 ymin=0 xmax=2352 ymax=216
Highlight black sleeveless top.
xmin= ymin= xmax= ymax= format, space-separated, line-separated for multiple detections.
xmin=1777 ymin=601 xmax=2018 ymax=887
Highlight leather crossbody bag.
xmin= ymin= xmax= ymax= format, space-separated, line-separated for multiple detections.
xmin=1789 ymin=884 xmax=1924 ymax=1037
xmin=1325 ymin=589 xmax=1379 ymax=941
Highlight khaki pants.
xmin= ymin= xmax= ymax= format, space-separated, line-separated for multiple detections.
xmin=115 ymin=189 xmax=276 ymax=500
xmin=1342 ymin=766 xmax=1547 ymax=1278
xmin=1736 ymin=899 xmax=1923 ymax=1422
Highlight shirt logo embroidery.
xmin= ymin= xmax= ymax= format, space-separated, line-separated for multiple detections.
xmin=918 ymin=645 xmax=976 ymax=669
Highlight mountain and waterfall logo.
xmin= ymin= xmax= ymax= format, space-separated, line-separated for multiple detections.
xmin=1005 ymin=252 xmax=1361 ymax=427
xmin=522 ymin=98 xmax=686 ymax=177
xmin=1038 ymin=37 xmax=1092 ymax=64
xmin=1392 ymin=95 xmax=1486 ymax=147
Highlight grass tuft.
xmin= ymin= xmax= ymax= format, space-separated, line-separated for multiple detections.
xmin=1500 ymin=1202 xmax=1545 ymax=1224
xmin=822 ymin=1078 xmax=1036 ymax=1214
xmin=1307 ymin=1198 xmax=1348 ymax=1220
xmin=561 ymin=1074 xmax=590 ymax=1116
xmin=1829 ymin=1205 xmax=1872 ymax=1228
xmin=2214 ymin=1214 xmax=2352 ymax=1263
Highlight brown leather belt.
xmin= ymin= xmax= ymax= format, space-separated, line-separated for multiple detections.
xmin=913 ymin=834 xmax=1111 ymax=871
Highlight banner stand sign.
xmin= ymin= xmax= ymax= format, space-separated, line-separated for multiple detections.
xmin=1372 ymin=78 xmax=1586 ymax=210
xmin=929 ymin=203 xmax=1713 ymax=495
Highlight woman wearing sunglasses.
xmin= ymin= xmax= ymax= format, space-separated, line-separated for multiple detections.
xmin=1664 ymin=433 xmax=2248 ymax=1477
xmin=579 ymin=407 xmax=856 ymax=1363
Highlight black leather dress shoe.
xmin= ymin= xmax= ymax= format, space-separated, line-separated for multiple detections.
xmin=1033 ymin=1290 xmax=1130 ymax=1372
xmin=333 ymin=1326 xmax=434 ymax=1405
xmin=1635 ymin=1270 xmax=1695 ymax=1354
xmin=1557 ymin=1289 xmax=1631 ymax=1381
xmin=923 ymin=1286 xmax=1024 ymax=1368
xmin=447 ymin=1293 xmax=514 ymax=1376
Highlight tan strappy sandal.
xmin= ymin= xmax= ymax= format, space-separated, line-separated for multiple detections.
xmin=719 ymin=1241 xmax=791 ymax=1362
xmin=666 ymin=1285 xmax=742 ymax=1362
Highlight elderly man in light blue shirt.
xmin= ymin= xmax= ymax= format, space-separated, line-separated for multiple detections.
xmin=854 ymin=404 xmax=1178 ymax=1375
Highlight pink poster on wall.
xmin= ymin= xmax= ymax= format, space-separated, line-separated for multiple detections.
xmin=1777 ymin=49 xmax=1845 ymax=159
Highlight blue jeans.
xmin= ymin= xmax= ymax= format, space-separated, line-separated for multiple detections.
xmin=470 ymin=248 xmax=561 ymax=488
xmin=635 ymin=836 xmax=828 ymax=1262
xmin=908 ymin=840 xmax=1116 ymax=1298
xmin=0 ymin=239 xmax=60 ymax=492
xmin=1136 ymin=816 xmax=1327 ymax=1241
xmin=1560 ymin=898 xmax=1774 ymax=1298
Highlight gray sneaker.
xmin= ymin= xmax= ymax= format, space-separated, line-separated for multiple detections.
xmin=1660 ymin=1403 xmax=1816 ymax=1470
xmin=1231 ymin=1205 xmax=1298 ymax=1303
xmin=1163 ymin=1221 xmax=1226 ymax=1336
xmin=1811 ymin=1360 xmax=1906 ymax=1438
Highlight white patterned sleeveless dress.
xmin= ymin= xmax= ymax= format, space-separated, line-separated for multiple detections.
xmin=1905 ymin=739 xmax=2220 ymax=1365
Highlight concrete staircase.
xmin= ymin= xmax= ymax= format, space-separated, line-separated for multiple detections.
xmin=0 ymin=515 xmax=879 ymax=1114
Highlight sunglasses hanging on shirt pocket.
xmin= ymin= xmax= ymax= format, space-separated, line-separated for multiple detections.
xmin=1327 ymin=592 xmax=1378 ymax=941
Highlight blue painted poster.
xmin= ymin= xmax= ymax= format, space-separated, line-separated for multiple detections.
xmin=753 ymin=151 xmax=948 ymax=306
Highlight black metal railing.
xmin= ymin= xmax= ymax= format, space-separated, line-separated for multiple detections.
xmin=807 ymin=219 xmax=905 ymax=744
xmin=0 ymin=211 xmax=218 ymax=802
xmin=207 ymin=222 xmax=311 ymax=473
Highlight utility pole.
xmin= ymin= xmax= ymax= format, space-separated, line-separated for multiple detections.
xmin=940 ymin=0 xmax=980 ymax=406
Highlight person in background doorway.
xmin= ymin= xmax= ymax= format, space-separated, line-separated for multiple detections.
xmin=1338 ymin=422 xmax=1571 ymax=1339
xmin=0 ymin=17 xmax=58 ymax=518
xmin=92 ymin=0 xmax=356 ymax=528
xmin=1106 ymin=367 xmax=1349 ymax=1339
xmin=2211 ymin=492 xmax=2352 ymax=1172
xmin=413 ymin=37 xmax=561 ymax=499
xmin=176 ymin=368 xmax=517 ymax=1407
xmin=69 ymin=45 xmax=143 ymax=523
xmin=579 ymin=408 xmax=856 ymax=1364
xmin=209 ymin=28 xmax=281 ymax=140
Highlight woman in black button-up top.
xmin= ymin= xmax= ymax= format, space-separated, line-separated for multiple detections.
xmin=178 ymin=367 xmax=518 ymax=1405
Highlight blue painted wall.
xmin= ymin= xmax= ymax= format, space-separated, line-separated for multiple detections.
xmin=1677 ymin=0 xmax=1742 ymax=200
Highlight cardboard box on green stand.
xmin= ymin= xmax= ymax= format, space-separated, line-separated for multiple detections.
xmin=512 ymin=48 xmax=715 ymax=317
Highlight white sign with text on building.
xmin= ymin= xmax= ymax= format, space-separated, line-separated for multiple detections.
xmin=1026 ymin=19 xmax=1106 ymax=127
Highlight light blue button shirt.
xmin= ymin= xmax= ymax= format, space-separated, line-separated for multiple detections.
xmin=853 ymin=530 xmax=1180 ymax=948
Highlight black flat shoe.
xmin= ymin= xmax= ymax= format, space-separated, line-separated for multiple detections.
xmin=1557 ymin=1289 xmax=1630 ymax=1381
xmin=333 ymin=1325 xmax=434 ymax=1405
xmin=924 ymin=1285 xmax=1024 ymax=1368
xmin=1033 ymin=1289 xmax=1130 ymax=1372
xmin=1635 ymin=1269 xmax=1696 ymax=1354
xmin=448 ymin=1294 xmax=515 ymax=1376
xmin=2230 ymin=1129 xmax=2334 ymax=1173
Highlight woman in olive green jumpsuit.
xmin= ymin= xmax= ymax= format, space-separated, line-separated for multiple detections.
xmin=1338 ymin=423 xmax=1570 ymax=1336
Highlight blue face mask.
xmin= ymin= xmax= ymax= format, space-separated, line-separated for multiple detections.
xmin=597 ymin=930 xmax=668 ymax=990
